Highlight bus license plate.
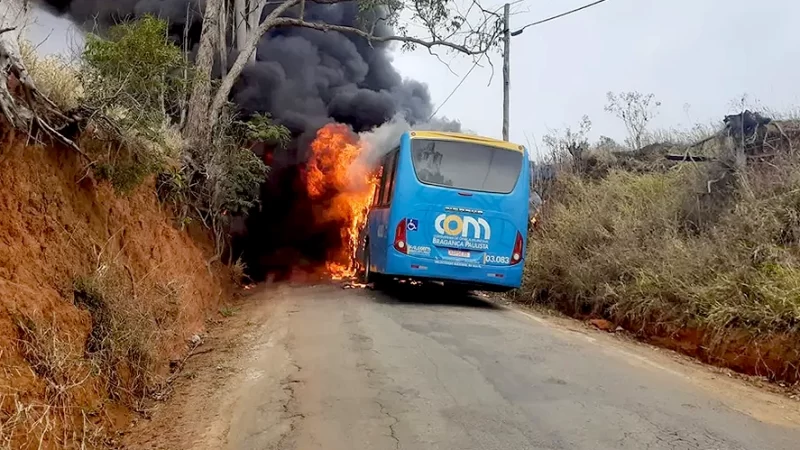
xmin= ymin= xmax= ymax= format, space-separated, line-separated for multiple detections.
xmin=447 ymin=249 xmax=470 ymax=258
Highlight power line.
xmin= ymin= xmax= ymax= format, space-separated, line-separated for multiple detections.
xmin=429 ymin=0 xmax=611 ymax=119
xmin=511 ymin=0 xmax=609 ymax=36
xmin=428 ymin=55 xmax=483 ymax=120
xmin=427 ymin=0 xmax=515 ymax=119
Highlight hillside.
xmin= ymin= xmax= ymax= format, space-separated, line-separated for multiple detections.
xmin=0 ymin=129 xmax=233 ymax=448
xmin=516 ymin=107 xmax=800 ymax=385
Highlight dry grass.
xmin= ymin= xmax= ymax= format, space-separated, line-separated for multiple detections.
xmin=1 ymin=233 xmax=186 ymax=448
xmin=522 ymin=132 xmax=800 ymax=381
xmin=15 ymin=317 xmax=90 ymax=409
xmin=230 ymin=257 xmax=250 ymax=286
xmin=2 ymin=260 xmax=183 ymax=448
xmin=3 ymin=317 xmax=105 ymax=449
xmin=0 ymin=395 xmax=106 ymax=450
xmin=19 ymin=41 xmax=84 ymax=111
xmin=73 ymin=260 xmax=183 ymax=408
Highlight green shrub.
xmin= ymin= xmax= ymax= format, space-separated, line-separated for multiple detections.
xmin=81 ymin=15 xmax=189 ymax=193
xmin=158 ymin=110 xmax=288 ymax=258
xmin=93 ymin=151 xmax=163 ymax=194
xmin=82 ymin=15 xmax=189 ymax=133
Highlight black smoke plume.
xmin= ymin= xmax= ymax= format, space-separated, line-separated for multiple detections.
xmin=36 ymin=0 xmax=438 ymax=137
xmin=36 ymin=0 xmax=459 ymax=279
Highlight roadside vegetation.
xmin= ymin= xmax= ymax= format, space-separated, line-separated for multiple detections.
xmin=21 ymin=15 xmax=290 ymax=256
xmin=516 ymin=93 xmax=800 ymax=383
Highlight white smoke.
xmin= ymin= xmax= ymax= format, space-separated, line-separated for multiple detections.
xmin=356 ymin=114 xmax=464 ymax=169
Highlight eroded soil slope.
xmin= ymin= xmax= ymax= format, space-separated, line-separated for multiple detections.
xmin=0 ymin=131 xmax=227 ymax=449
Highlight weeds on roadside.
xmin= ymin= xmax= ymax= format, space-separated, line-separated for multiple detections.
xmin=218 ymin=306 xmax=238 ymax=318
xmin=230 ymin=257 xmax=250 ymax=286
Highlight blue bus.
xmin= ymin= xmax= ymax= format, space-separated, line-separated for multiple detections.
xmin=359 ymin=130 xmax=530 ymax=292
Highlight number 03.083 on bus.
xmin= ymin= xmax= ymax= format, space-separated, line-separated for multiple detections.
xmin=358 ymin=130 xmax=531 ymax=292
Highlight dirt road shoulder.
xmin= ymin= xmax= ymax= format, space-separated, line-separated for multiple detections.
xmin=122 ymin=284 xmax=296 ymax=449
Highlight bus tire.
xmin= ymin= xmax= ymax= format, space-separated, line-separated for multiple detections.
xmin=364 ymin=252 xmax=389 ymax=289
xmin=363 ymin=247 xmax=376 ymax=285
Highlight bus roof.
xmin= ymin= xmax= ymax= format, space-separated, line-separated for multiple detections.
xmin=409 ymin=130 xmax=525 ymax=153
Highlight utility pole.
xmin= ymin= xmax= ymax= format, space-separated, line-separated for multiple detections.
xmin=502 ymin=3 xmax=511 ymax=141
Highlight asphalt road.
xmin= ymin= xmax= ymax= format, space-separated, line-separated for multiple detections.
xmin=220 ymin=283 xmax=800 ymax=450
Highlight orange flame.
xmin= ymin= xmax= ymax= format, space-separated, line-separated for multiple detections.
xmin=306 ymin=123 xmax=379 ymax=279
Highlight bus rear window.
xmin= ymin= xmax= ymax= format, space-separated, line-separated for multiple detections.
xmin=410 ymin=139 xmax=523 ymax=194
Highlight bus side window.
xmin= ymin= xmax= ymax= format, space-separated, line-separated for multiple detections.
xmin=374 ymin=155 xmax=391 ymax=208
xmin=388 ymin=147 xmax=400 ymax=204
xmin=372 ymin=164 xmax=384 ymax=207
xmin=380 ymin=148 xmax=398 ymax=206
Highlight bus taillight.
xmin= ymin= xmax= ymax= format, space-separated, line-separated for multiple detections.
xmin=511 ymin=231 xmax=523 ymax=265
xmin=394 ymin=219 xmax=408 ymax=253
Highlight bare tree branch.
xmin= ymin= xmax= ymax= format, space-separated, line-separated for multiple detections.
xmin=207 ymin=0 xmax=300 ymax=130
xmin=271 ymin=17 xmax=496 ymax=55
xmin=196 ymin=0 xmax=503 ymax=135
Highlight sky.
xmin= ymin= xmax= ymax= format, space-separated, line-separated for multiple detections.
xmin=393 ymin=0 xmax=800 ymax=158
xmin=19 ymin=0 xmax=800 ymax=160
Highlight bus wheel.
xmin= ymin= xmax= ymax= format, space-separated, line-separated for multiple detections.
xmin=363 ymin=248 xmax=375 ymax=284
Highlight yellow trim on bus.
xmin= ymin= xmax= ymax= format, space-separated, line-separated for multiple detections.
xmin=410 ymin=130 xmax=525 ymax=153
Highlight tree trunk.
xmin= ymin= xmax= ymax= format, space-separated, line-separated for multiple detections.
xmin=178 ymin=4 xmax=193 ymax=127
xmin=234 ymin=0 xmax=248 ymax=50
xmin=248 ymin=0 xmax=266 ymax=63
xmin=0 ymin=0 xmax=34 ymax=126
xmin=218 ymin=0 xmax=228 ymax=77
xmin=208 ymin=0 xmax=298 ymax=130
xmin=184 ymin=0 xmax=223 ymax=144
xmin=0 ymin=0 xmax=27 ymax=50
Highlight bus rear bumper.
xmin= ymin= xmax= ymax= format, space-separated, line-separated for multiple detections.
xmin=384 ymin=253 xmax=523 ymax=291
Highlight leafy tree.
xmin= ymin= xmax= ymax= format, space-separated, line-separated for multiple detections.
xmin=82 ymin=15 xmax=190 ymax=134
xmin=168 ymin=109 xmax=289 ymax=259
xmin=80 ymin=15 xmax=291 ymax=259
xmin=80 ymin=16 xmax=193 ymax=192
xmin=240 ymin=112 xmax=292 ymax=146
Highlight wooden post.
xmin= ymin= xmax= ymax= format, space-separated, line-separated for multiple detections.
xmin=502 ymin=3 xmax=510 ymax=141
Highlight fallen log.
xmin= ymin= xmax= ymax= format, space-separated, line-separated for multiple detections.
xmin=664 ymin=154 xmax=712 ymax=162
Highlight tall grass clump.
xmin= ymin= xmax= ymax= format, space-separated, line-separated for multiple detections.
xmin=72 ymin=262 xmax=182 ymax=407
xmin=19 ymin=42 xmax=84 ymax=111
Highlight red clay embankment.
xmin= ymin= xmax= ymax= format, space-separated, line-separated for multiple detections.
xmin=0 ymin=130 xmax=229 ymax=449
